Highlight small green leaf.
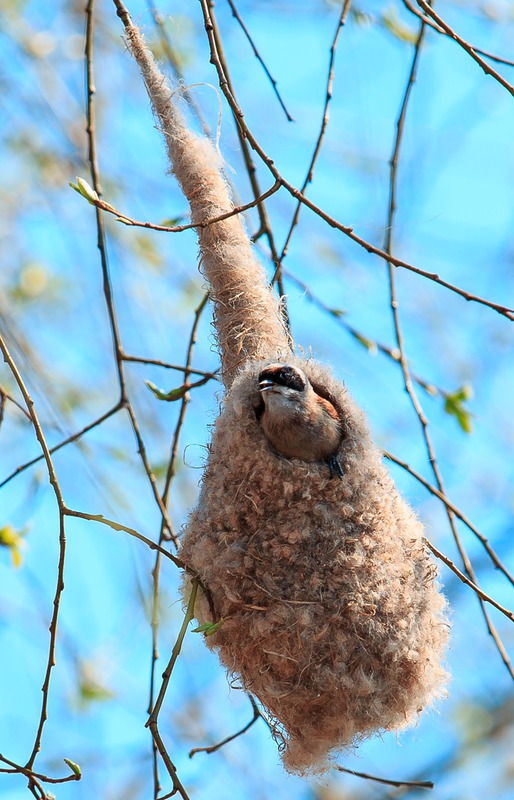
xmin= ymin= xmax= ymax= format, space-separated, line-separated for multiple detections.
xmin=63 ymin=758 xmax=82 ymax=777
xmin=205 ymin=619 xmax=224 ymax=636
xmin=351 ymin=9 xmax=376 ymax=27
xmin=78 ymin=676 xmax=115 ymax=706
xmin=456 ymin=408 xmax=473 ymax=434
xmin=0 ymin=525 xmax=22 ymax=548
xmin=160 ymin=215 xmax=187 ymax=227
xmin=444 ymin=384 xmax=474 ymax=433
xmin=0 ymin=525 xmax=27 ymax=568
xmin=134 ymin=235 xmax=164 ymax=269
xmin=192 ymin=619 xmax=224 ymax=636
xmin=353 ymin=332 xmax=378 ymax=355
xmin=192 ymin=622 xmax=211 ymax=633
xmin=69 ymin=177 xmax=99 ymax=204
xmin=145 ymin=380 xmax=188 ymax=402
xmin=421 ymin=382 xmax=438 ymax=397
xmin=381 ymin=7 xmax=418 ymax=44
xmin=454 ymin=385 xmax=473 ymax=403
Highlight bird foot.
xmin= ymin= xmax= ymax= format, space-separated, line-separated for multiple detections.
xmin=328 ymin=454 xmax=344 ymax=480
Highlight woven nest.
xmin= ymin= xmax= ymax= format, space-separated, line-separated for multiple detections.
xmin=119 ymin=15 xmax=449 ymax=775
xmin=180 ymin=355 xmax=449 ymax=774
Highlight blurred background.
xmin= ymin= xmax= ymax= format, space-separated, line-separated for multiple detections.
xmin=0 ymin=0 xmax=513 ymax=798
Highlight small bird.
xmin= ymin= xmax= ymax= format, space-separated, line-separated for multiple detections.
xmin=258 ymin=363 xmax=344 ymax=478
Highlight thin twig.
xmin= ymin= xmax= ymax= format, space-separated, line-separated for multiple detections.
xmin=0 ymin=402 xmax=123 ymax=490
xmin=385 ymin=451 xmax=514 ymax=587
xmin=287 ymin=194 xmax=514 ymax=318
xmin=282 ymin=266 xmax=454 ymax=399
xmin=401 ymin=0 xmax=514 ymax=67
xmin=86 ymin=178 xmax=281 ymax=232
xmin=205 ymin=1 xmax=290 ymax=326
xmin=145 ymin=579 xmax=199 ymax=800
xmin=160 ymin=293 xmax=210 ymax=506
xmin=198 ymin=0 xmax=514 ymax=322
xmin=63 ymin=508 xmax=185 ymax=570
xmin=383 ymin=12 xmax=514 ymax=680
xmin=277 ymin=0 xmax=352 ymax=272
xmin=423 ymin=538 xmax=514 ymax=622
xmin=87 ymin=0 xmax=178 ymax=546
xmin=148 ymin=578 xmax=198 ymax=723
xmin=416 ymin=0 xmax=514 ymax=96
xmin=0 ymin=385 xmax=33 ymax=421
xmin=123 ymin=353 xmax=218 ymax=379
xmin=226 ymin=0 xmax=293 ymax=121
xmin=336 ymin=764 xmax=433 ymax=789
xmin=189 ymin=695 xmax=262 ymax=757
xmin=0 ymin=333 xmax=68 ymax=770
xmin=148 ymin=291 xmax=210 ymax=798
xmin=0 ymin=754 xmax=81 ymax=786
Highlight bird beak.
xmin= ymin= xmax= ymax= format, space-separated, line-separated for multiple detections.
xmin=259 ymin=379 xmax=276 ymax=393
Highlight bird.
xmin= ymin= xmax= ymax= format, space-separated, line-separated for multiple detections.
xmin=257 ymin=363 xmax=344 ymax=478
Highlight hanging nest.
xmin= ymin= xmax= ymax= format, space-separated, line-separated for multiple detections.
xmin=118 ymin=11 xmax=450 ymax=776
xmin=180 ymin=355 xmax=449 ymax=774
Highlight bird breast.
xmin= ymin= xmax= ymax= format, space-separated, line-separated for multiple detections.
xmin=261 ymin=392 xmax=342 ymax=462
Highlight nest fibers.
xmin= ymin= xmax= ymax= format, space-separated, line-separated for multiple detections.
xmin=123 ymin=20 xmax=290 ymax=386
xmin=180 ymin=355 xmax=449 ymax=774
xmin=119 ymin=13 xmax=449 ymax=775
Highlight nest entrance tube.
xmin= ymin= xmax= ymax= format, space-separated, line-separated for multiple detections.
xmin=123 ymin=20 xmax=290 ymax=388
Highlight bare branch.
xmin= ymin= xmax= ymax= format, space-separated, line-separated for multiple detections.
xmin=147 ymin=291 xmax=210 ymax=797
xmin=0 ymin=333 xmax=68 ymax=768
xmin=84 ymin=179 xmax=282 ymax=233
xmin=385 ymin=451 xmax=514 ymax=587
xmin=283 ymin=267 xmax=456 ymax=400
xmin=416 ymin=0 xmax=514 ymax=94
xmin=122 ymin=353 xmax=218 ymax=379
xmin=63 ymin=508 xmax=185 ymax=570
xmin=189 ymin=695 xmax=262 ymax=757
xmin=198 ymin=0 xmax=514 ymax=321
xmin=382 ymin=11 xmax=514 ymax=680
xmin=226 ymin=0 xmax=293 ymax=122
xmin=0 ymin=754 xmax=81 ymax=787
xmin=402 ymin=0 xmax=514 ymax=66
xmin=336 ymin=764 xmax=434 ymax=789
xmin=87 ymin=0 xmax=179 ymax=545
xmin=0 ymin=385 xmax=32 ymax=421
xmin=278 ymin=0 xmax=352 ymax=269
xmin=145 ymin=579 xmax=199 ymax=800
xmin=423 ymin=537 xmax=514 ymax=623
xmin=0 ymin=402 xmax=123 ymax=490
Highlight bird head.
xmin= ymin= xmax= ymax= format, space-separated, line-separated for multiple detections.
xmin=258 ymin=363 xmax=308 ymax=402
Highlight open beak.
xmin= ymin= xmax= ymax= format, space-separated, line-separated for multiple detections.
xmin=259 ymin=379 xmax=276 ymax=393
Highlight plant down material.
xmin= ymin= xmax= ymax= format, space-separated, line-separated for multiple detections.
xmin=181 ymin=355 xmax=448 ymax=772
xmin=120 ymin=12 xmax=449 ymax=775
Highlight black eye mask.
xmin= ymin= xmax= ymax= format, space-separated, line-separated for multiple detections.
xmin=258 ymin=365 xmax=306 ymax=392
